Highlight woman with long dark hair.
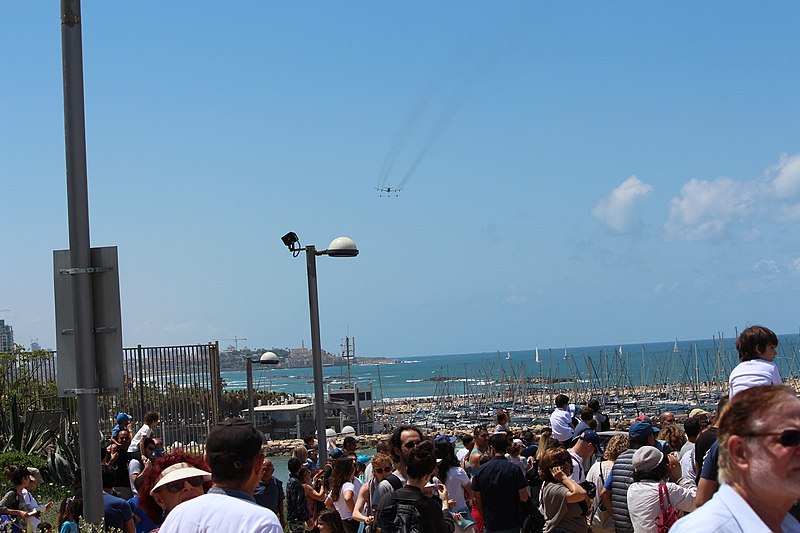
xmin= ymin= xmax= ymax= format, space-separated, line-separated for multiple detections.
xmin=0 ymin=466 xmax=35 ymax=533
xmin=434 ymin=437 xmax=473 ymax=533
xmin=316 ymin=509 xmax=346 ymax=533
xmin=325 ymin=457 xmax=361 ymax=533
xmin=376 ymin=440 xmax=455 ymax=533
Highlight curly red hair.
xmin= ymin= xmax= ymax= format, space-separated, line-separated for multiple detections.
xmin=138 ymin=450 xmax=212 ymax=524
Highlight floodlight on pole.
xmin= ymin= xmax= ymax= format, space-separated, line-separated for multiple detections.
xmin=282 ymin=233 xmax=358 ymax=466
xmin=246 ymin=350 xmax=280 ymax=425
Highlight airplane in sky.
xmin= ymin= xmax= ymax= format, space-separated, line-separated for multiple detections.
xmin=376 ymin=186 xmax=402 ymax=197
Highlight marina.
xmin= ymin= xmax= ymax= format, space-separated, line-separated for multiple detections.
xmin=230 ymin=331 xmax=800 ymax=435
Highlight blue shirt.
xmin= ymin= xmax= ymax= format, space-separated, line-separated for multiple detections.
xmin=103 ymin=491 xmax=133 ymax=531
xmin=671 ymin=484 xmax=800 ymax=533
xmin=254 ymin=477 xmax=284 ymax=516
xmin=128 ymin=495 xmax=159 ymax=533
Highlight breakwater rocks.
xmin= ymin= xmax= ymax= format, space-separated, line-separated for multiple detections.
xmin=263 ymin=433 xmax=391 ymax=456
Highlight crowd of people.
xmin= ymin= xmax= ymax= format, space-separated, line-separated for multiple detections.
xmin=2 ymin=325 xmax=798 ymax=533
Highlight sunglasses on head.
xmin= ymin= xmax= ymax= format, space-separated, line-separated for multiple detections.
xmin=374 ymin=466 xmax=392 ymax=474
xmin=744 ymin=429 xmax=800 ymax=447
xmin=162 ymin=476 xmax=205 ymax=493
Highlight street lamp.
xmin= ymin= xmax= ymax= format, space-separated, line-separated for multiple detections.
xmin=246 ymin=351 xmax=280 ymax=425
xmin=282 ymin=232 xmax=358 ymax=466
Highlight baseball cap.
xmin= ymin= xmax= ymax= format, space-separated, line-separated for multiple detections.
xmin=434 ymin=435 xmax=458 ymax=444
xmin=205 ymin=418 xmax=265 ymax=469
xmin=150 ymin=462 xmax=211 ymax=494
xmin=580 ymin=429 xmax=603 ymax=454
xmin=28 ymin=468 xmax=44 ymax=485
xmin=629 ymin=421 xmax=659 ymax=443
xmin=632 ymin=446 xmax=664 ymax=473
xmin=689 ymin=408 xmax=710 ymax=418
xmin=116 ymin=413 xmax=132 ymax=424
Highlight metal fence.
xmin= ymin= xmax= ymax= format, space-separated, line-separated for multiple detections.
xmin=99 ymin=342 xmax=224 ymax=447
xmin=0 ymin=342 xmax=224 ymax=451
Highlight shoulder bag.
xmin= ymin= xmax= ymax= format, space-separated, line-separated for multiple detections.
xmin=655 ymin=483 xmax=680 ymax=533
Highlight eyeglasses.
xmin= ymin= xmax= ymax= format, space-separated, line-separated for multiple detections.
xmin=162 ymin=476 xmax=205 ymax=493
xmin=743 ymin=429 xmax=800 ymax=447
xmin=374 ymin=466 xmax=392 ymax=474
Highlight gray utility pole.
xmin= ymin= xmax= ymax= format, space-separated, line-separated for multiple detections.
xmin=60 ymin=0 xmax=103 ymax=523
xmin=305 ymin=245 xmax=329 ymax=466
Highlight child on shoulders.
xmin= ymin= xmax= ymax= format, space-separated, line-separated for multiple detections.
xmin=729 ymin=325 xmax=781 ymax=399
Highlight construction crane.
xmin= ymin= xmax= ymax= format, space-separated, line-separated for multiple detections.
xmin=219 ymin=336 xmax=247 ymax=351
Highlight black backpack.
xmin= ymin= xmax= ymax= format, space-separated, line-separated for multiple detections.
xmin=375 ymin=486 xmax=427 ymax=533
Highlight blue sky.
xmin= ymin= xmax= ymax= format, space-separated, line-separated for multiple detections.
xmin=2 ymin=3 xmax=800 ymax=357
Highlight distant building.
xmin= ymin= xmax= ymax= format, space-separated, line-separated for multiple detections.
xmin=0 ymin=320 xmax=13 ymax=353
xmin=30 ymin=341 xmax=41 ymax=351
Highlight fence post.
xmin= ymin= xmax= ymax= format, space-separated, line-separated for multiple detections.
xmin=209 ymin=341 xmax=223 ymax=425
xmin=137 ymin=344 xmax=145 ymax=417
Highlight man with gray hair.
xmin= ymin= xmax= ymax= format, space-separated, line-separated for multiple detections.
xmin=672 ymin=385 xmax=800 ymax=532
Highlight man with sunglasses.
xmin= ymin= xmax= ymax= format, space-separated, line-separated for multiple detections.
xmin=672 ymin=385 xmax=800 ymax=533
xmin=373 ymin=425 xmax=424 ymax=506
xmin=159 ymin=418 xmax=282 ymax=532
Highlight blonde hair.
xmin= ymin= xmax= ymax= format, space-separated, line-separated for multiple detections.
xmin=603 ymin=434 xmax=629 ymax=461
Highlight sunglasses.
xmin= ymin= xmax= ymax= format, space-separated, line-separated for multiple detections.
xmin=403 ymin=441 xmax=419 ymax=449
xmin=162 ymin=476 xmax=205 ymax=493
xmin=374 ymin=466 xmax=392 ymax=474
xmin=744 ymin=429 xmax=800 ymax=447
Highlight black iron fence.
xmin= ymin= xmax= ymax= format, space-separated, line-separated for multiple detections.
xmin=0 ymin=342 xmax=224 ymax=452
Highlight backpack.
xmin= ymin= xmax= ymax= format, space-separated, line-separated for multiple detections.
xmin=375 ymin=487 xmax=426 ymax=533
xmin=384 ymin=473 xmax=403 ymax=491
xmin=655 ymin=483 xmax=680 ymax=533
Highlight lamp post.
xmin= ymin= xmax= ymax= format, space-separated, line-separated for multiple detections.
xmin=246 ymin=351 xmax=280 ymax=425
xmin=282 ymin=233 xmax=358 ymax=466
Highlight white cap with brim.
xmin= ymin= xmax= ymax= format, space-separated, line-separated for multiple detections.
xmin=150 ymin=462 xmax=212 ymax=495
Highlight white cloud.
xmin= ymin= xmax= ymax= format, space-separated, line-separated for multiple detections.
xmin=592 ymin=176 xmax=653 ymax=233
xmin=766 ymin=153 xmax=800 ymax=198
xmin=753 ymin=259 xmax=779 ymax=279
xmin=663 ymin=177 xmax=752 ymax=241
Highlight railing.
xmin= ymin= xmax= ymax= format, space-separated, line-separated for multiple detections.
xmin=0 ymin=342 xmax=223 ymax=454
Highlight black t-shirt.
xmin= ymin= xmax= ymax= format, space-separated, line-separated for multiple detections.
xmin=471 ymin=456 xmax=528 ymax=530
xmin=693 ymin=426 xmax=718 ymax=480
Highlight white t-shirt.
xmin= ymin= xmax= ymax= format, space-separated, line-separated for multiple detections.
xmin=22 ymin=489 xmax=41 ymax=529
xmin=567 ymin=449 xmax=586 ymax=483
xmin=728 ymin=359 xmax=781 ymax=399
xmin=627 ymin=478 xmax=697 ymax=533
xmin=329 ymin=478 xmax=361 ymax=520
xmin=159 ymin=492 xmax=282 ymax=533
xmin=128 ymin=423 xmax=153 ymax=452
xmin=443 ymin=466 xmax=471 ymax=510
xmin=550 ymin=408 xmax=574 ymax=443
xmin=585 ymin=459 xmax=613 ymax=508
xmin=128 ymin=458 xmax=143 ymax=495
xmin=680 ymin=448 xmax=697 ymax=481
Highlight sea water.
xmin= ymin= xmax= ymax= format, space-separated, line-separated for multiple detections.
xmin=224 ymin=333 xmax=800 ymax=400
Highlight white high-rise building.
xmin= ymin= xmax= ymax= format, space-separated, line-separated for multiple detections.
xmin=0 ymin=319 xmax=13 ymax=353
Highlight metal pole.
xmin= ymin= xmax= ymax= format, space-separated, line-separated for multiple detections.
xmin=306 ymin=245 xmax=328 ymax=466
xmin=246 ymin=356 xmax=254 ymax=424
xmin=60 ymin=0 xmax=102 ymax=523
